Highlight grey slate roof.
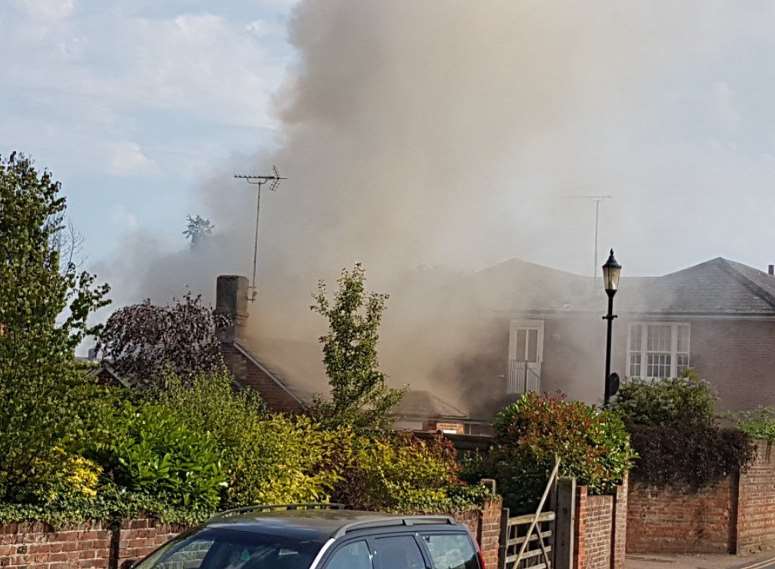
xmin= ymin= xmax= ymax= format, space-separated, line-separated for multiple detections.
xmin=468 ymin=257 xmax=775 ymax=317
xmin=391 ymin=389 xmax=468 ymax=419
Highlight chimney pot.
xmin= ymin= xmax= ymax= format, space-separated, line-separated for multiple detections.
xmin=769 ymin=265 xmax=774 ymax=276
xmin=215 ymin=275 xmax=249 ymax=343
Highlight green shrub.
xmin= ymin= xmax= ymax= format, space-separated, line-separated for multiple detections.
xmin=612 ymin=370 xmax=715 ymax=428
xmin=95 ymin=402 xmax=226 ymax=510
xmin=611 ymin=372 xmax=754 ymax=487
xmin=471 ymin=392 xmax=634 ymax=513
xmin=225 ymin=415 xmax=342 ymax=507
xmin=157 ymin=373 xmax=267 ymax=455
xmin=334 ymin=432 xmax=491 ymax=513
xmin=734 ymin=407 xmax=775 ymax=442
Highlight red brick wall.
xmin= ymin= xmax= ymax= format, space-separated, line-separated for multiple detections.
xmin=573 ymin=484 xmax=627 ymax=569
xmin=117 ymin=519 xmax=190 ymax=567
xmin=737 ymin=442 xmax=775 ymax=554
xmin=627 ymin=478 xmax=737 ymax=554
xmin=453 ymin=496 xmax=503 ymax=569
xmin=0 ymin=521 xmax=112 ymax=569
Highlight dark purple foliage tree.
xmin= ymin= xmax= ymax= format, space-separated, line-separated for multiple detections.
xmin=96 ymin=293 xmax=230 ymax=388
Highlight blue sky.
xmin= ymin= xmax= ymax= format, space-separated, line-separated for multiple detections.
xmin=0 ymin=0 xmax=297 ymax=263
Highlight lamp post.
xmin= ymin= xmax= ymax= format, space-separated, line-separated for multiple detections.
xmin=602 ymin=249 xmax=622 ymax=406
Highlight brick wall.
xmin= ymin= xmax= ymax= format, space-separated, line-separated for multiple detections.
xmin=0 ymin=521 xmax=112 ymax=569
xmin=737 ymin=442 xmax=775 ymax=554
xmin=116 ymin=519 xmax=190 ymax=568
xmin=574 ymin=483 xmax=627 ymax=569
xmin=453 ymin=496 xmax=503 ymax=568
xmin=627 ymin=478 xmax=736 ymax=554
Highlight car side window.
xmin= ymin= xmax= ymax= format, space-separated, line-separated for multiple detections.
xmin=324 ymin=540 xmax=373 ymax=569
xmin=373 ymin=536 xmax=426 ymax=569
xmin=421 ymin=534 xmax=479 ymax=569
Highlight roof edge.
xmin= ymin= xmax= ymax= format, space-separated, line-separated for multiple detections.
xmin=233 ymin=339 xmax=306 ymax=407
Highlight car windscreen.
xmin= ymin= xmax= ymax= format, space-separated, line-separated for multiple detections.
xmin=134 ymin=527 xmax=325 ymax=569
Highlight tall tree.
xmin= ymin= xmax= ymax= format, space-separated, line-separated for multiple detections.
xmin=96 ymin=292 xmax=229 ymax=388
xmin=310 ymin=263 xmax=403 ymax=432
xmin=0 ymin=152 xmax=110 ymax=499
xmin=183 ymin=214 xmax=214 ymax=248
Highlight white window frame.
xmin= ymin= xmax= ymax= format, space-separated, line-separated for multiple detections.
xmin=626 ymin=322 xmax=691 ymax=379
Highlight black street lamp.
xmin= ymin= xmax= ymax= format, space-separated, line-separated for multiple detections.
xmin=602 ymin=249 xmax=622 ymax=406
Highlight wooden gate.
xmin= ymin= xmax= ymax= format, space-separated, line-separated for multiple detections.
xmin=499 ymin=510 xmax=555 ymax=569
xmin=498 ymin=459 xmax=575 ymax=569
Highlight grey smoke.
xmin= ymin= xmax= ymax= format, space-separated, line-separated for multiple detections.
xmin=96 ymin=1 xmax=775 ymax=405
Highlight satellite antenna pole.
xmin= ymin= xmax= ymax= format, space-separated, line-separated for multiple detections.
xmin=563 ymin=195 xmax=612 ymax=278
xmin=234 ymin=165 xmax=286 ymax=301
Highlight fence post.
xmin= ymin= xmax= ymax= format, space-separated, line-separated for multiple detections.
xmin=498 ymin=507 xmax=510 ymax=569
xmin=554 ymin=478 xmax=576 ymax=569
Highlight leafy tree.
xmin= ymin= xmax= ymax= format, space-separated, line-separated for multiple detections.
xmin=183 ymin=214 xmax=214 ymax=248
xmin=310 ymin=263 xmax=403 ymax=433
xmin=96 ymin=292 xmax=229 ymax=387
xmin=0 ymin=152 xmax=110 ymax=500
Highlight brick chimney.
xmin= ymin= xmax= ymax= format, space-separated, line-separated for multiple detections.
xmin=215 ymin=275 xmax=249 ymax=343
xmin=769 ymin=265 xmax=774 ymax=276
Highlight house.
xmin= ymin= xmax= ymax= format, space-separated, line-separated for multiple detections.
xmin=215 ymin=257 xmax=775 ymax=432
xmin=451 ymin=256 xmax=775 ymax=414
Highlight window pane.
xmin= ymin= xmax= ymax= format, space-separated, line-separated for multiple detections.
xmin=151 ymin=540 xmax=213 ymax=569
xmin=516 ymin=329 xmax=527 ymax=362
xmin=374 ymin=536 xmax=425 ymax=569
xmin=647 ymin=325 xmax=671 ymax=352
xmin=629 ymin=353 xmax=642 ymax=378
xmin=136 ymin=529 xmax=323 ymax=569
xmin=326 ymin=541 xmax=372 ymax=569
xmin=422 ymin=534 xmax=479 ymax=569
xmin=647 ymin=353 xmax=671 ymax=378
xmin=527 ymin=329 xmax=538 ymax=363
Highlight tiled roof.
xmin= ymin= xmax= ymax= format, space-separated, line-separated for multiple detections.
xmin=392 ymin=389 xmax=468 ymax=419
xmin=468 ymin=257 xmax=775 ymax=317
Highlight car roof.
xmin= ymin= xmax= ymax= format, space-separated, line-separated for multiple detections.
xmin=205 ymin=509 xmax=462 ymax=541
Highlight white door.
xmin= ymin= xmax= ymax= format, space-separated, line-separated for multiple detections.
xmin=508 ymin=320 xmax=544 ymax=394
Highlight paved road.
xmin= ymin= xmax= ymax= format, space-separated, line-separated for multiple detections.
xmin=626 ymin=553 xmax=775 ymax=569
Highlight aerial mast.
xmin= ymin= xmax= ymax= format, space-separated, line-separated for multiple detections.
xmin=234 ymin=165 xmax=286 ymax=301
xmin=564 ymin=194 xmax=612 ymax=278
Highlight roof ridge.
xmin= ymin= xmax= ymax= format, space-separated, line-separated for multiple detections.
xmin=718 ymin=259 xmax=775 ymax=310
xmin=233 ymin=339 xmax=306 ymax=406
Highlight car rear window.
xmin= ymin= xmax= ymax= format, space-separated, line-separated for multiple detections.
xmin=421 ymin=533 xmax=479 ymax=569
xmin=135 ymin=528 xmax=324 ymax=569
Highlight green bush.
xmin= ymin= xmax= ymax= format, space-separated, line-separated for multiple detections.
xmin=225 ymin=415 xmax=343 ymax=507
xmin=470 ymin=392 xmax=634 ymax=513
xmin=334 ymin=432 xmax=491 ymax=513
xmin=611 ymin=372 xmax=754 ymax=487
xmin=734 ymin=407 xmax=775 ymax=442
xmin=94 ymin=402 xmax=226 ymax=510
xmin=612 ymin=370 xmax=715 ymax=428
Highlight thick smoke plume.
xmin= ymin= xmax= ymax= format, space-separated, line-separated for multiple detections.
xmin=97 ymin=1 xmax=727 ymax=409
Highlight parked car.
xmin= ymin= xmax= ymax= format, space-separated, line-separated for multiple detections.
xmin=130 ymin=504 xmax=483 ymax=569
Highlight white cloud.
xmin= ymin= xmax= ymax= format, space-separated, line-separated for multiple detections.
xmin=15 ymin=0 xmax=74 ymax=21
xmin=109 ymin=142 xmax=156 ymax=177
